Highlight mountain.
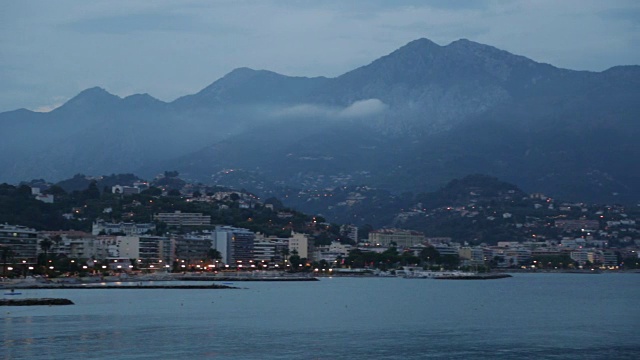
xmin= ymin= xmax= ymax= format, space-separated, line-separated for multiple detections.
xmin=1 ymin=38 xmax=638 ymax=206
xmin=173 ymin=67 xmax=329 ymax=108
xmin=162 ymin=39 xmax=639 ymax=204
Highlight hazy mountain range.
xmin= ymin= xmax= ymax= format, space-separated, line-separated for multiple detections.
xmin=1 ymin=38 xmax=638 ymax=204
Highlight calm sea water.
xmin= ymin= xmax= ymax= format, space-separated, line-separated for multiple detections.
xmin=2 ymin=273 xmax=639 ymax=359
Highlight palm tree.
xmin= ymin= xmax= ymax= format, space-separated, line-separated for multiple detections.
xmin=207 ymin=249 xmax=222 ymax=261
xmin=281 ymin=248 xmax=290 ymax=269
xmin=1 ymin=245 xmax=14 ymax=277
xmin=39 ymin=237 xmax=53 ymax=265
xmin=52 ymin=235 xmax=62 ymax=249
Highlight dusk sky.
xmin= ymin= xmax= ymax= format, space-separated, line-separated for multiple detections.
xmin=1 ymin=0 xmax=639 ymax=112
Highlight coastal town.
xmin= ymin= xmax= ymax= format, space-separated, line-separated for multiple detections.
xmin=1 ymin=173 xmax=639 ymax=282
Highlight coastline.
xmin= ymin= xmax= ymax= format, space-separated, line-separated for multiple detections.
xmin=2 ymin=269 xmax=637 ymax=290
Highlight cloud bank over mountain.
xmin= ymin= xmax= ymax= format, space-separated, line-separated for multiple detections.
xmin=272 ymin=98 xmax=388 ymax=119
xmin=339 ymin=99 xmax=388 ymax=118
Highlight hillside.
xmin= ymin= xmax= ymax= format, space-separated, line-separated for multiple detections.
xmin=1 ymin=38 xmax=638 ymax=204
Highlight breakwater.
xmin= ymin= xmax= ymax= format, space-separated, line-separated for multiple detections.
xmin=5 ymin=283 xmax=237 ymax=290
xmin=178 ymin=276 xmax=319 ymax=282
xmin=1 ymin=298 xmax=74 ymax=306
xmin=434 ymin=273 xmax=512 ymax=280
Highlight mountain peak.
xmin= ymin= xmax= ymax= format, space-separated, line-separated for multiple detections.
xmin=76 ymin=86 xmax=116 ymax=98
xmin=171 ymin=66 xmax=329 ymax=107
xmin=402 ymin=37 xmax=440 ymax=49
xmin=54 ymin=87 xmax=121 ymax=113
xmin=387 ymin=37 xmax=441 ymax=59
xmin=219 ymin=67 xmax=286 ymax=84
xmin=447 ymin=38 xmax=476 ymax=47
xmin=446 ymin=38 xmax=509 ymax=56
xmin=226 ymin=67 xmax=259 ymax=76
xmin=67 ymin=87 xmax=120 ymax=103
xmin=123 ymin=93 xmax=164 ymax=106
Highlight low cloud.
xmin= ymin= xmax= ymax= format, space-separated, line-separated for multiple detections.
xmin=33 ymin=102 xmax=63 ymax=113
xmin=338 ymin=99 xmax=388 ymax=118
xmin=273 ymin=98 xmax=388 ymax=119
xmin=272 ymin=103 xmax=335 ymax=118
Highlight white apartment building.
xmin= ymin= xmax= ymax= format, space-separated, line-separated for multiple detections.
xmin=288 ymin=232 xmax=309 ymax=259
xmin=154 ymin=211 xmax=211 ymax=226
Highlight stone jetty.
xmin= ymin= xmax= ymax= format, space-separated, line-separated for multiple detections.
xmin=1 ymin=298 xmax=74 ymax=306
xmin=6 ymin=283 xmax=237 ymax=290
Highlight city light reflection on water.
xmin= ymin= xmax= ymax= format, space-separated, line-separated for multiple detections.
xmin=2 ymin=274 xmax=639 ymax=359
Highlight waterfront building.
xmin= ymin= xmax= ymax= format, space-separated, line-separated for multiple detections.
xmin=313 ymin=241 xmax=352 ymax=262
xmin=488 ymin=246 xmax=532 ymax=267
xmin=253 ymin=237 xmax=288 ymax=263
xmin=570 ymin=249 xmax=597 ymax=265
xmin=0 ymin=224 xmax=38 ymax=262
xmin=138 ymin=236 xmax=173 ymax=267
xmin=94 ymin=236 xmax=172 ymax=269
xmin=459 ymin=246 xmax=485 ymax=264
xmin=602 ymin=250 xmax=619 ymax=267
xmin=214 ymin=226 xmax=255 ymax=264
xmin=174 ymin=234 xmax=214 ymax=264
xmin=41 ymin=231 xmax=96 ymax=259
xmin=368 ymin=228 xmax=425 ymax=247
xmin=288 ymin=232 xmax=309 ymax=259
xmin=434 ymin=243 xmax=460 ymax=256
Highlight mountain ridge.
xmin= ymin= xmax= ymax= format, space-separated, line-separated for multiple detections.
xmin=0 ymin=37 xmax=638 ymax=206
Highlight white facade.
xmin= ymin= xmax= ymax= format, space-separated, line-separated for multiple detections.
xmin=369 ymin=229 xmax=425 ymax=247
xmin=313 ymin=241 xmax=352 ymax=262
xmin=154 ymin=211 xmax=211 ymax=226
xmin=92 ymin=220 xmax=155 ymax=236
xmin=288 ymin=232 xmax=309 ymax=259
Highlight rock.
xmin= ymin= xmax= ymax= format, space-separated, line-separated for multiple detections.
xmin=0 ymin=298 xmax=74 ymax=306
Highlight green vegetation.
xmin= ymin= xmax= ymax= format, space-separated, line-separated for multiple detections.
xmin=0 ymin=176 xmax=327 ymax=239
xmin=344 ymin=246 xmax=460 ymax=271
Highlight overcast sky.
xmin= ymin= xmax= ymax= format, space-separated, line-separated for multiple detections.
xmin=1 ymin=0 xmax=639 ymax=112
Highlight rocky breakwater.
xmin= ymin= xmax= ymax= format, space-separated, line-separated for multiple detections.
xmin=434 ymin=273 xmax=513 ymax=280
xmin=1 ymin=298 xmax=74 ymax=306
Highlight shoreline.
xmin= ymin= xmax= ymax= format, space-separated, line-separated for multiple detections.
xmin=2 ymin=269 xmax=636 ymax=289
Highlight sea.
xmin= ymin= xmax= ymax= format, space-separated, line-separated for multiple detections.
xmin=2 ymin=273 xmax=639 ymax=359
